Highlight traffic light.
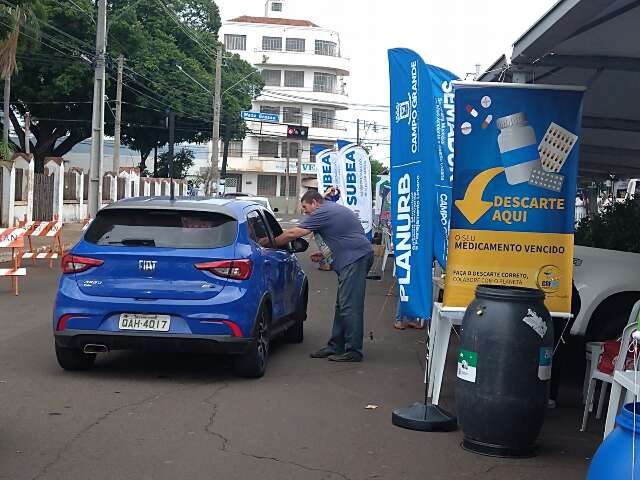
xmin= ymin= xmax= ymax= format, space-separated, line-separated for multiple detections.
xmin=287 ymin=125 xmax=308 ymax=140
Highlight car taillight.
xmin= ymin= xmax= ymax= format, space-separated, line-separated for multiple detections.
xmin=56 ymin=313 xmax=88 ymax=331
xmin=61 ymin=254 xmax=104 ymax=274
xmin=195 ymin=259 xmax=252 ymax=280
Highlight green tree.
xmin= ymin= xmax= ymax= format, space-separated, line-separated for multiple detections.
xmin=0 ymin=0 xmax=46 ymax=144
xmin=575 ymin=200 xmax=640 ymax=253
xmin=153 ymin=147 xmax=194 ymax=179
xmin=370 ymin=158 xmax=388 ymax=196
xmin=2 ymin=0 xmax=262 ymax=172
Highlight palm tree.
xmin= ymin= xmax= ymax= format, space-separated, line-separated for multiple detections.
xmin=0 ymin=1 xmax=42 ymax=146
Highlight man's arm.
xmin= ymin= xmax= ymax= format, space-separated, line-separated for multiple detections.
xmin=274 ymin=227 xmax=311 ymax=247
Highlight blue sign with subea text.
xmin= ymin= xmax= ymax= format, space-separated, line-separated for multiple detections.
xmin=241 ymin=111 xmax=280 ymax=123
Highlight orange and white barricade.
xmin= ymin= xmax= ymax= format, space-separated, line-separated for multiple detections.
xmin=0 ymin=227 xmax=27 ymax=295
xmin=19 ymin=220 xmax=64 ymax=268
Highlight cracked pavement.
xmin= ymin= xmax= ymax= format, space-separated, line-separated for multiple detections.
xmin=0 ymin=229 xmax=600 ymax=479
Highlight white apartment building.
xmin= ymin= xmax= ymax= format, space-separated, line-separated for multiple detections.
xmin=212 ymin=0 xmax=350 ymax=204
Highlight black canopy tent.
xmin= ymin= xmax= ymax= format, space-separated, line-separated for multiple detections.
xmin=479 ymin=0 xmax=640 ymax=179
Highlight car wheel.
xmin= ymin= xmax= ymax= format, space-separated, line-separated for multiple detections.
xmin=234 ymin=303 xmax=271 ymax=378
xmin=55 ymin=344 xmax=96 ymax=371
xmin=285 ymin=286 xmax=307 ymax=344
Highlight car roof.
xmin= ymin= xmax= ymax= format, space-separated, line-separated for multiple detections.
xmin=101 ymin=196 xmax=260 ymax=219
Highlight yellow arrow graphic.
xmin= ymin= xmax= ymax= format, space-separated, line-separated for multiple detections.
xmin=455 ymin=167 xmax=505 ymax=224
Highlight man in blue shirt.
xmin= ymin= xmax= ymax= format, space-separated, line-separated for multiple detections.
xmin=273 ymin=190 xmax=373 ymax=362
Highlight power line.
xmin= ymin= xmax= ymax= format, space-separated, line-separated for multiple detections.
xmin=153 ymin=0 xmax=217 ymax=60
xmin=260 ymin=88 xmax=390 ymax=111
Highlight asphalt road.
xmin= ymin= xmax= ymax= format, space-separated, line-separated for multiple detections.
xmin=0 ymin=228 xmax=601 ymax=480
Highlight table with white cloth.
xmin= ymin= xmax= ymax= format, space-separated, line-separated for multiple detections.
xmin=427 ymin=301 xmax=572 ymax=406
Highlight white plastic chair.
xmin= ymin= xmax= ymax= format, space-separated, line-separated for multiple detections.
xmin=604 ymin=370 xmax=640 ymax=438
xmin=583 ymin=342 xmax=604 ymax=404
xmin=581 ymin=300 xmax=640 ymax=432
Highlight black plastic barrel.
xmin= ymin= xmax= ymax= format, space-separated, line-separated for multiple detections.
xmin=455 ymin=285 xmax=554 ymax=457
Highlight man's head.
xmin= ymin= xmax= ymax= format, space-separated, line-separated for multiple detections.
xmin=300 ymin=190 xmax=324 ymax=215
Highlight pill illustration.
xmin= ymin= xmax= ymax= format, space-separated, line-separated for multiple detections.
xmin=465 ymin=104 xmax=479 ymax=118
xmin=461 ymin=122 xmax=472 ymax=135
xmin=481 ymin=96 xmax=492 ymax=108
xmin=481 ymin=115 xmax=493 ymax=129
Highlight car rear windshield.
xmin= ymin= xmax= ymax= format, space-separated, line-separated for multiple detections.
xmin=85 ymin=209 xmax=237 ymax=248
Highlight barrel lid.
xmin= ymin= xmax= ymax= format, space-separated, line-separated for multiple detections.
xmin=475 ymin=284 xmax=545 ymax=301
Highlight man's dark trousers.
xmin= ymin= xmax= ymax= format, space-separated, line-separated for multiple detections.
xmin=327 ymin=252 xmax=374 ymax=357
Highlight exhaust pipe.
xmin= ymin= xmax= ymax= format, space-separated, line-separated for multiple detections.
xmin=83 ymin=344 xmax=109 ymax=354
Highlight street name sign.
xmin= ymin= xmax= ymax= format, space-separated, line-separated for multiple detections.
xmin=241 ymin=111 xmax=280 ymax=123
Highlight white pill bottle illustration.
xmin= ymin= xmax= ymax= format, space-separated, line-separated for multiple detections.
xmin=496 ymin=112 xmax=542 ymax=185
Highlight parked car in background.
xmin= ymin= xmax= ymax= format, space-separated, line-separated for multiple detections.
xmin=572 ymin=245 xmax=640 ymax=341
xmin=242 ymin=196 xmax=278 ymax=213
xmin=221 ymin=194 xmax=277 ymax=213
xmin=53 ymin=198 xmax=308 ymax=378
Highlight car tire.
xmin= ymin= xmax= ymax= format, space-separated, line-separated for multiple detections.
xmin=55 ymin=344 xmax=96 ymax=371
xmin=285 ymin=286 xmax=307 ymax=344
xmin=234 ymin=303 xmax=271 ymax=378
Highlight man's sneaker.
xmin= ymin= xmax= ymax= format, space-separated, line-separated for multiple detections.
xmin=328 ymin=351 xmax=363 ymax=362
xmin=310 ymin=347 xmax=338 ymax=358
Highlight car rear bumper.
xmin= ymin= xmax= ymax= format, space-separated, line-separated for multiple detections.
xmin=55 ymin=330 xmax=252 ymax=355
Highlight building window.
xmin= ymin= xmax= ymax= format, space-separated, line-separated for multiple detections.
xmin=279 ymin=175 xmax=297 ymax=196
xmin=286 ymin=38 xmax=305 ymax=52
xmin=271 ymin=2 xmax=282 ymax=12
xmin=224 ymin=34 xmax=246 ymax=51
xmin=257 ymin=175 xmax=277 ymax=196
xmin=310 ymin=143 xmax=333 ymax=162
xmin=260 ymin=105 xmax=280 ymax=116
xmin=312 ymin=108 xmax=335 ymax=129
xmin=258 ymin=140 xmax=279 ymax=157
xmin=262 ymin=36 xmax=282 ymax=51
xmin=281 ymin=141 xmax=299 ymax=159
xmin=284 ymin=70 xmax=304 ymax=88
xmin=261 ymin=69 xmax=281 ymax=86
xmin=223 ymin=173 xmax=242 ymax=192
xmin=283 ymin=107 xmax=302 ymax=124
xmin=313 ymin=72 xmax=337 ymax=93
xmin=227 ymin=140 xmax=243 ymax=157
xmin=315 ymin=40 xmax=337 ymax=56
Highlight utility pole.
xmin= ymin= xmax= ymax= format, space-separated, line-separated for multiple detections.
xmin=296 ymin=142 xmax=302 ymax=202
xmin=284 ymin=149 xmax=290 ymax=214
xmin=88 ymin=0 xmax=107 ymax=218
xmin=112 ymin=54 xmax=124 ymax=175
xmin=168 ymin=109 xmax=175 ymax=200
xmin=24 ymin=112 xmax=30 ymax=155
xmin=208 ymin=46 xmax=222 ymax=195
xmin=153 ymin=146 xmax=158 ymax=176
xmin=3 ymin=75 xmax=9 ymax=144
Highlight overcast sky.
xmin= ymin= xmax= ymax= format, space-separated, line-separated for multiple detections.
xmin=214 ymin=0 xmax=559 ymax=161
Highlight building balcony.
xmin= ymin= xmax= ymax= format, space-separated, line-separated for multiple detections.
xmin=254 ymin=49 xmax=350 ymax=76
xmin=258 ymin=86 xmax=349 ymax=110
xmin=243 ymin=120 xmax=347 ymax=140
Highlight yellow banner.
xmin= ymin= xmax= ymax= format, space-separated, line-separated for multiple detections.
xmin=443 ymin=229 xmax=573 ymax=313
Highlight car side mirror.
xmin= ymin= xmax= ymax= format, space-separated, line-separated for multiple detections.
xmin=273 ymin=207 xmax=279 ymax=213
xmin=290 ymin=237 xmax=309 ymax=253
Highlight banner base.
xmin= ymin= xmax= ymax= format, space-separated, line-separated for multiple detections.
xmin=391 ymin=402 xmax=457 ymax=432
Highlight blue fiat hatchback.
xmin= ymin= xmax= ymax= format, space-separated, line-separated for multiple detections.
xmin=53 ymin=197 xmax=308 ymax=378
